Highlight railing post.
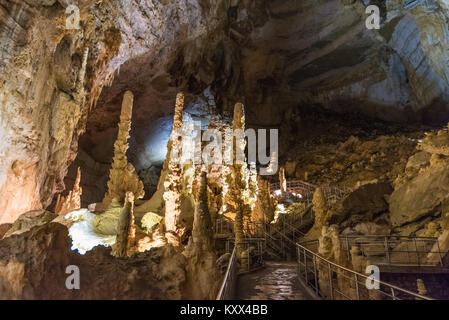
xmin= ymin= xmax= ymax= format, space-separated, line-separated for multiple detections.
xmin=391 ymin=287 xmax=396 ymax=301
xmin=345 ymin=236 xmax=350 ymax=261
xmin=414 ymin=238 xmax=420 ymax=266
xmin=304 ymin=248 xmax=308 ymax=284
xmin=247 ymin=242 xmax=250 ymax=272
xmin=354 ymin=274 xmax=360 ymax=300
xmin=328 ymin=263 xmax=334 ymax=300
xmin=437 ymin=240 xmax=444 ymax=267
xmin=297 ymin=245 xmax=301 ymax=275
xmin=313 ymin=255 xmax=319 ymax=295
xmin=384 ymin=236 xmax=390 ymax=264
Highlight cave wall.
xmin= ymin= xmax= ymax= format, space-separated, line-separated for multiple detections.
xmin=0 ymin=0 xmax=228 ymax=222
xmin=1 ymin=0 xmax=449 ymax=223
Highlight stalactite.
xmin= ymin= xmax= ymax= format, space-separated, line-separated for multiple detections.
xmin=163 ymin=93 xmax=185 ymax=244
xmin=101 ymin=91 xmax=144 ymax=209
xmin=55 ymin=167 xmax=82 ymax=216
xmin=112 ymin=192 xmax=136 ymax=258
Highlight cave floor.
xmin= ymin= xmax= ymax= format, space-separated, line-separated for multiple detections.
xmin=236 ymin=261 xmax=313 ymax=300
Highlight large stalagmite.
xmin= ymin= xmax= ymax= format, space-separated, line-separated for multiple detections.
xmin=226 ymin=103 xmax=248 ymax=259
xmin=163 ymin=93 xmax=185 ymax=244
xmin=101 ymin=91 xmax=144 ymax=208
xmin=184 ymin=170 xmax=220 ymax=299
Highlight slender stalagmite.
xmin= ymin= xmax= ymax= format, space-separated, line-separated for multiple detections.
xmin=279 ymin=166 xmax=287 ymax=193
xmin=164 ymin=93 xmax=185 ymax=243
xmin=102 ymin=91 xmax=144 ymax=207
xmin=230 ymin=102 xmax=247 ymax=259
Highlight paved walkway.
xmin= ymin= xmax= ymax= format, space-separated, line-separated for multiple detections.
xmin=236 ymin=261 xmax=313 ymax=300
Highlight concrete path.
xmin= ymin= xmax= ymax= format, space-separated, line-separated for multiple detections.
xmin=236 ymin=261 xmax=313 ymax=300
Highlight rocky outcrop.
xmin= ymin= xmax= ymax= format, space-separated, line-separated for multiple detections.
xmin=2 ymin=210 xmax=56 ymax=239
xmin=55 ymin=167 xmax=82 ymax=216
xmin=328 ymin=181 xmax=392 ymax=225
xmin=390 ymin=127 xmax=449 ymax=226
xmin=0 ymin=0 xmax=122 ymax=223
xmin=0 ymin=223 xmax=187 ymax=299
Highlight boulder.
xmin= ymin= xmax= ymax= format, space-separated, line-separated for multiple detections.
xmin=328 ymin=182 xmax=392 ymax=225
xmin=389 ymin=161 xmax=449 ymax=226
xmin=3 ymin=210 xmax=56 ymax=239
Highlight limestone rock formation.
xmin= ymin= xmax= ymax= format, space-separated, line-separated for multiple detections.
xmin=250 ymin=177 xmax=275 ymax=224
xmin=279 ymin=167 xmax=287 ymax=193
xmin=225 ymin=103 xmax=250 ymax=259
xmin=306 ymin=188 xmax=329 ymax=239
xmin=327 ymin=181 xmax=392 ymax=226
xmin=55 ymin=167 xmax=82 ymax=216
xmin=102 ymin=91 xmax=144 ymax=208
xmin=111 ymin=192 xmax=136 ymax=258
xmin=0 ymin=223 xmax=187 ymax=299
xmin=418 ymin=128 xmax=449 ymax=156
xmin=389 ymin=128 xmax=449 ymax=226
xmin=163 ymin=93 xmax=185 ymax=243
xmin=2 ymin=210 xmax=56 ymax=239
xmin=184 ymin=171 xmax=220 ymax=299
xmin=91 ymin=198 xmax=123 ymax=235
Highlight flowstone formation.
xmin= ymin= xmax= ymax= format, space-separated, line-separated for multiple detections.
xmin=101 ymin=91 xmax=144 ymax=208
xmin=55 ymin=167 xmax=82 ymax=216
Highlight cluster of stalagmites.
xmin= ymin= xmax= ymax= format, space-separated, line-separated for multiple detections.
xmin=0 ymin=89 xmax=275 ymax=299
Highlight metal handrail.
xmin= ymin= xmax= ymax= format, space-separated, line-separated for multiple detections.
xmin=216 ymin=247 xmax=237 ymax=300
xmin=340 ymin=234 xmax=444 ymax=267
xmin=270 ymin=179 xmax=350 ymax=205
xmin=296 ymin=242 xmax=434 ymax=300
